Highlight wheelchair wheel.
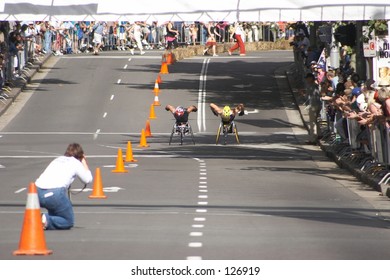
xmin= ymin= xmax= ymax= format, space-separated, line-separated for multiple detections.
xmin=189 ymin=125 xmax=195 ymax=145
xmin=223 ymin=125 xmax=229 ymax=145
xmin=233 ymin=123 xmax=240 ymax=144
xmin=216 ymin=123 xmax=222 ymax=145
xmin=169 ymin=125 xmax=175 ymax=145
xmin=180 ymin=129 xmax=184 ymax=145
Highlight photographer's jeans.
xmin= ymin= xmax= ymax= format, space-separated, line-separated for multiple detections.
xmin=37 ymin=187 xmax=74 ymax=230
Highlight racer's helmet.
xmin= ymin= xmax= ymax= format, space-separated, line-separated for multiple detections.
xmin=175 ymin=106 xmax=185 ymax=117
xmin=222 ymin=106 xmax=231 ymax=121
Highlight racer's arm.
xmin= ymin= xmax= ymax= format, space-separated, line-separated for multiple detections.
xmin=165 ymin=104 xmax=176 ymax=113
xmin=233 ymin=104 xmax=245 ymax=116
xmin=210 ymin=103 xmax=222 ymax=116
xmin=187 ymin=105 xmax=198 ymax=113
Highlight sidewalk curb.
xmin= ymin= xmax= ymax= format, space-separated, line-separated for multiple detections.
xmin=0 ymin=54 xmax=52 ymax=118
xmin=284 ymin=63 xmax=388 ymax=198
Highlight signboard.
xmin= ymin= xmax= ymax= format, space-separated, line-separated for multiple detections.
xmin=363 ymin=26 xmax=376 ymax=57
xmin=373 ymin=36 xmax=390 ymax=86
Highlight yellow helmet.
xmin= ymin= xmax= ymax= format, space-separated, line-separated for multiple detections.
xmin=222 ymin=106 xmax=231 ymax=121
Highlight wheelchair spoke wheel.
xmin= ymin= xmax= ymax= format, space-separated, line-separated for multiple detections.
xmin=223 ymin=126 xmax=229 ymax=145
xmin=189 ymin=126 xmax=195 ymax=145
xmin=169 ymin=125 xmax=175 ymax=145
xmin=216 ymin=124 xmax=222 ymax=145
xmin=234 ymin=123 xmax=240 ymax=144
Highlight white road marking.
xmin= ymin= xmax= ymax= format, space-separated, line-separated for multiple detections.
xmin=15 ymin=188 xmax=26 ymax=194
xmin=196 ymin=209 xmax=207 ymax=213
xmin=200 ymin=173 xmax=207 ymax=175
xmin=199 ymin=177 xmax=207 ymax=180
xmin=199 ymin=182 xmax=207 ymax=184
xmin=61 ymin=56 xmax=161 ymax=60
xmin=0 ymin=164 xmax=5 ymax=169
xmin=0 ymin=154 xmax=176 ymax=159
xmin=110 ymin=94 xmax=115 ymax=100
xmin=190 ymin=232 xmax=203 ymax=237
xmin=198 ymin=195 xmax=208 ymax=199
xmin=186 ymin=256 xmax=202 ymax=260
xmin=123 ymin=64 xmax=128 ymax=69
xmin=244 ymin=109 xmax=260 ymax=115
xmin=102 ymin=164 xmax=138 ymax=168
xmin=194 ymin=217 xmax=206 ymax=222
xmin=197 ymin=58 xmax=210 ymax=132
xmin=188 ymin=242 xmax=202 ymax=248
xmin=128 ymin=58 xmax=132 ymax=61
xmin=200 ymin=169 xmax=207 ymax=172
xmin=199 ymin=189 xmax=208 ymax=193
xmin=117 ymin=79 xmax=121 ymax=84
xmin=103 ymin=112 xmax=107 ymax=118
xmin=198 ymin=201 xmax=208 ymax=205
xmin=93 ymin=129 xmax=101 ymax=140
xmin=199 ymin=185 xmax=207 ymax=189
xmin=192 ymin=224 xmax=204 ymax=228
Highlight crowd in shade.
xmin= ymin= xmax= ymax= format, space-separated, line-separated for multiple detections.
xmin=293 ymin=23 xmax=390 ymax=171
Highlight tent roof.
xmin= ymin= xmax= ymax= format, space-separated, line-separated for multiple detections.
xmin=1 ymin=0 xmax=390 ymax=22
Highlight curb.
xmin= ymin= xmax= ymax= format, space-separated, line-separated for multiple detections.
xmin=284 ymin=63 xmax=389 ymax=198
xmin=0 ymin=53 xmax=52 ymax=118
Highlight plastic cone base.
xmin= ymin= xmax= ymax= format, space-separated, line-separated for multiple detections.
xmin=112 ymin=149 xmax=128 ymax=173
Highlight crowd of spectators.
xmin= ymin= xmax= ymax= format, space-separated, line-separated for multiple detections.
xmin=295 ymin=26 xmax=390 ymax=167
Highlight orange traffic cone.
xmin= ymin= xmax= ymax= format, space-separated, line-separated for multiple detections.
xmin=153 ymin=80 xmax=160 ymax=94
xmin=153 ymin=91 xmax=161 ymax=106
xmin=138 ymin=129 xmax=150 ymax=148
xmin=89 ymin=168 xmax=107 ymax=199
xmin=125 ymin=141 xmax=138 ymax=162
xmin=13 ymin=182 xmax=52 ymax=256
xmin=166 ymin=52 xmax=173 ymax=65
xmin=145 ymin=119 xmax=152 ymax=137
xmin=112 ymin=148 xmax=128 ymax=173
xmin=157 ymin=75 xmax=162 ymax=84
xmin=160 ymin=62 xmax=169 ymax=74
xmin=149 ymin=104 xmax=157 ymax=119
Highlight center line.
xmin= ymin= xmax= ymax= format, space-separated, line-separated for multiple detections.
xmin=194 ymin=217 xmax=206 ymax=222
xmin=192 ymin=224 xmax=204 ymax=228
xmin=196 ymin=209 xmax=207 ymax=213
xmin=188 ymin=242 xmax=203 ymax=248
xmin=190 ymin=232 xmax=203 ymax=237
xmin=117 ymin=79 xmax=121 ymax=84
xmin=198 ymin=201 xmax=208 ymax=205
xmin=199 ymin=189 xmax=208 ymax=193
xmin=15 ymin=188 xmax=26 ymax=194
xmin=200 ymin=173 xmax=207 ymax=175
xmin=200 ymin=169 xmax=207 ymax=172
xmin=103 ymin=112 xmax=107 ymax=118
xmin=198 ymin=195 xmax=208 ymax=199
xmin=199 ymin=185 xmax=207 ymax=189
xmin=110 ymin=95 xmax=115 ymax=101
xmin=123 ymin=64 xmax=128 ymax=69
xmin=199 ymin=177 xmax=207 ymax=180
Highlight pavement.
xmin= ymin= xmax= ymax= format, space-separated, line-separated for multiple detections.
xmin=1 ymin=50 xmax=390 ymax=260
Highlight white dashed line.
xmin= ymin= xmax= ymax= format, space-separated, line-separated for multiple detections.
xmin=103 ymin=112 xmax=107 ymax=118
xmin=199 ymin=182 xmax=207 ymax=184
xmin=117 ymin=79 xmax=121 ymax=84
xmin=15 ymin=188 xmax=26 ymax=194
xmin=199 ymin=185 xmax=207 ymax=189
xmin=200 ymin=169 xmax=207 ymax=172
xmin=190 ymin=232 xmax=203 ymax=237
xmin=196 ymin=209 xmax=208 ymax=213
xmin=199 ymin=189 xmax=208 ymax=193
xmin=0 ymin=164 xmax=5 ymax=169
xmin=93 ymin=129 xmax=101 ymax=140
xmin=128 ymin=58 xmax=132 ymax=62
xmin=194 ymin=217 xmax=206 ymax=222
xmin=123 ymin=64 xmax=128 ymax=69
xmin=187 ymin=256 xmax=202 ymax=260
xmin=198 ymin=195 xmax=208 ymax=199
xmin=200 ymin=173 xmax=207 ymax=175
xmin=198 ymin=201 xmax=208 ymax=205
xmin=192 ymin=224 xmax=204 ymax=228
xmin=110 ymin=94 xmax=115 ymax=101
xmin=199 ymin=177 xmax=207 ymax=180
xmin=188 ymin=242 xmax=203 ymax=248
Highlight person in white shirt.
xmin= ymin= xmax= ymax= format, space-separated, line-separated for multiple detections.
xmin=36 ymin=143 xmax=93 ymax=230
xmin=228 ymin=22 xmax=246 ymax=56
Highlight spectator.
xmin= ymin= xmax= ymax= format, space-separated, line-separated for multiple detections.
xmin=165 ymin=21 xmax=179 ymax=50
xmin=92 ymin=21 xmax=104 ymax=55
xmin=228 ymin=22 xmax=246 ymax=56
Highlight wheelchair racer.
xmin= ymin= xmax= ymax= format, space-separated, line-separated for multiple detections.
xmin=165 ymin=104 xmax=198 ymax=124
xmin=210 ymin=103 xmax=245 ymax=124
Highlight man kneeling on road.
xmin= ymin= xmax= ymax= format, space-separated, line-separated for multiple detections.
xmin=36 ymin=143 xmax=93 ymax=230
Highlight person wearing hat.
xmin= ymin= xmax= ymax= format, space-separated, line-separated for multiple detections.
xmin=301 ymin=73 xmax=322 ymax=145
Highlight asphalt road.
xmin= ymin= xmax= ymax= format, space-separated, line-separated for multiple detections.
xmin=1 ymin=50 xmax=390 ymax=260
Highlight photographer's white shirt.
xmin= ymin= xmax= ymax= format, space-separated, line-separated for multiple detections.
xmin=36 ymin=156 xmax=92 ymax=190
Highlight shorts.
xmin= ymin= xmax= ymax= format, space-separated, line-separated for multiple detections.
xmin=93 ymin=33 xmax=102 ymax=44
xmin=119 ymin=33 xmax=126 ymax=41
xmin=206 ymin=41 xmax=216 ymax=46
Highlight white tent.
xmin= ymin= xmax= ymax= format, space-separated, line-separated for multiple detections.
xmin=0 ymin=0 xmax=390 ymax=22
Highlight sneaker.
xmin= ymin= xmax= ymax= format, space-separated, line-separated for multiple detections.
xmin=41 ymin=213 xmax=48 ymax=230
xmin=140 ymin=51 xmax=145 ymax=55
xmin=213 ymin=54 xmax=218 ymax=57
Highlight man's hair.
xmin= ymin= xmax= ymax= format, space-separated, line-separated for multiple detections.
xmin=64 ymin=143 xmax=84 ymax=161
